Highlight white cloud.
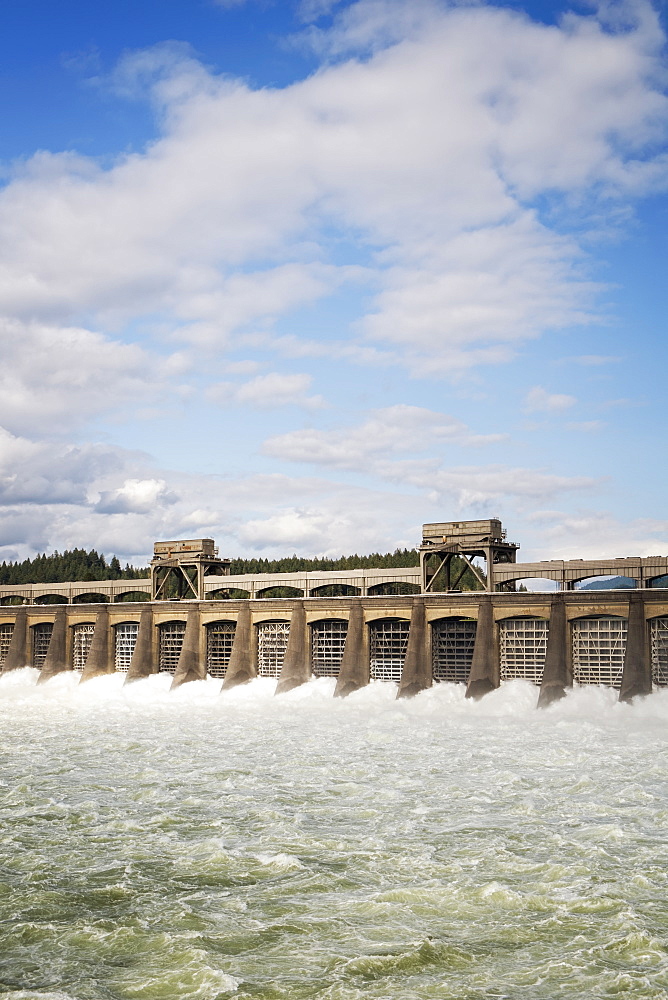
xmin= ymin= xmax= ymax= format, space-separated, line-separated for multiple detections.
xmin=95 ymin=479 xmax=178 ymax=514
xmin=208 ymin=372 xmax=326 ymax=409
xmin=0 ymin=0 xmax=663 ymax=377
xmin=263 ymin=404 xmax=504 ymax=467
xmin=262 ymin=404 xmax=596 ymax=509
xmin=0 ymin=318 xmax=166 ymax=436
xmin=524 ymin=386 xmax=577 ymax=413
xmin=526 ymin=510 xmax=668 ymax=560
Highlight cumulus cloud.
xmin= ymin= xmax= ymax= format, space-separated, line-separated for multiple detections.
xmin=526 ymin=510 xmax=668 ymax=560
xmin=95 ymin=479 xmax=179 ymax=514
xmin=524 ymin=386 xmax=577 ymax=413
xmin=0 ymin=318 xmax=169 ymax=436
xmin=208 ymin=372 xmax=326 ymax=409
xmin=262 ymin=404 xmax=596 ymax=510
xmin=0 ymin=0 xmax=664 ymax=377
xmin=263 ymin=404 xmax=505 ymax=467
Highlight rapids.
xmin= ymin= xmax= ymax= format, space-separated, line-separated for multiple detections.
xmin=1 ymin=669 xmax=667 ymax=999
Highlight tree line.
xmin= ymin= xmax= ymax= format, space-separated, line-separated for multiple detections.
xmin=0 ymin=549 xmax=148 ymax=585
xmin=227 ymin=548 xmax=420 ymax=575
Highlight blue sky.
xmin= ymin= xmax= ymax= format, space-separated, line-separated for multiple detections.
xmin=0 ymin=0 xmax=667 ymax=565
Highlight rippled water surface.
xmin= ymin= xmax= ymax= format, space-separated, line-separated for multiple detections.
xmin=1 ymin=669 xmax=667 ymax=1000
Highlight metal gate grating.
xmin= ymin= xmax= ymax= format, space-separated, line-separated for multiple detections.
xmin=500 ymin=618 xmax=548 ymax=685
xmin=572 ymin=617 xmax=627 ymax=688
xmin=257 ymin=621 xmax=290 ymax=678
xmin=650 ymin=617 xmax=668 ymax=687
xmin=115 ymin=622 xmax=138 ymax=672
xmin=432 ymin=618 xmax=476 ymax=684
xmin=73 ymin=623 xmax=95 ymax=670
xmin=207 ymin=621 xmax=236 ymax=678
xmin=311 ymin=620 xmax=347 ymax=677
xmin=32 ymin=623 xmax=53 ymax=669
xmin=0 ymin=623 xmax=13 ymax=668
xmin=159 ymin=621 xmax=186 ymax=674
xmin=369 ymin=619 xmax=410 ymax=683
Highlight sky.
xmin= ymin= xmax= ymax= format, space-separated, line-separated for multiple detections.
xmin=0 ymin=0 xmax=667 ymax=567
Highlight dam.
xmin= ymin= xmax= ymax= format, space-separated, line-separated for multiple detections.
xmin=1 ymin=519 xmax=667 ymax=703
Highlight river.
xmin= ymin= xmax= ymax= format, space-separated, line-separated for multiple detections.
xmin=1 ymin=669 xmax=667 ymax=999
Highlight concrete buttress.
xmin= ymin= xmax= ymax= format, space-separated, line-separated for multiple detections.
xmin=80 ymin=608 xmax=113 ymax=682
xmin=537 ymin=597 xmax=570 ymax=708
xmin=465 ymin=597 xmax=498 ymax=700
xmin=2 ymin=605 xmax=28 ymax=673
xmin=619 ymin=593 xmax=652 ymax=703
xmin=125 ymin=607 xmax=155 ymax=682
xmin=37 ymin=606 xmax=69 ymax=684
xmin=171 ymin=608 xmax=204 ymax=689
xmin=397 ymin=598 xmax=431 ymax=699
xmin=221 ymin=603 xmax=255 ymax=690
xmin=276 ymin=601 xmax=310 ymax=695
xmin=334 ymin=600 xmax=367 ymax=698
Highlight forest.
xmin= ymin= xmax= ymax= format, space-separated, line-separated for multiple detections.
xmin=0 ymin=550 xmax=147 ymax=585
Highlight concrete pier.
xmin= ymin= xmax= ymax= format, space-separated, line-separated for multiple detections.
xmin=397 ymin=598 xmax=431 ymax=699
xmin=465 ymin=598 xmax=498 ymax=699
xmin=125 ymin=607 xmax=155 ymax=682
xmin=171 ymin=609 xmax=204 ymax=689
xmin=334 ymin=600 xmax=367 ymax=698
xmin=537 ymin=597 xmax=570 ymax=708
xmin=221 ymin=603 xmax=255 ymax=689
xmin=619 ymin=594 xmax=652 ymax=702
xmin=80 ymin=609 xmax=113 ymax=682
xmin=276 ymin=602 xmax=310 ymax=694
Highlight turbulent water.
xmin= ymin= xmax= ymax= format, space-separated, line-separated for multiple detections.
xmin=1 ymin=670 xmax=667 ymax=1000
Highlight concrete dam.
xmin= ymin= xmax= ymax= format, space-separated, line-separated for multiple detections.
xmin=1 ymin=520 xmax=667 ymax=705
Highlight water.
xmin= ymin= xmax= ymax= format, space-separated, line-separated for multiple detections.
xmin=1 ymin=669 xmax=667 ymax=1000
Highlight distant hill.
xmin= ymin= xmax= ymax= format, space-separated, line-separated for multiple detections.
xmin=579 ymin=576 xmax=636 ymax=590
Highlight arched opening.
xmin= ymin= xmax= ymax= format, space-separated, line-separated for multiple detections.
xmin=431 ymin=617 xmax=476 ymax=684
xmin=649 ymin=616 xmax=668 ymax=687
xmin=206 ymin=620 xmax=236 ymax=678
xmin=571 ymin=615 xmax=627 ymax=688
xmin=499 ymin=616 xmax=549 ymax=685
xmin=256 ymin=586 xmax=304 ymax=599
xmin=34 ymin=594 xmax=67 ymax=605
xmin=113 ymin=591 xmax=150 ymax=603
xmin=502 ymin=578 xmax=558 ymax=593
xmin=368 ymin=617 xmax=410 ymax=683
xmin=206 ymin=588 xmax=251 ymax=600
xmin=0 ymin=622 xmax=14 ymax=667
xmin=648 ymin=575 xmax=668 ymax=589
xmin=256 ymin=619 xmax=290 ymax=678
xmin=309 ymin=584 xmax=361 ymax=598
xmin=367 ymin=582 xmax=421 ymax=596
xmin=72 ymin=623 xmax=95 ymax=670
xmin=0 ymin=595 xmax=26 ymax=606
xmin=114 ymin=621 xmax=139 ymax=672
xmin=310 ymin=619 xmax=348 ymax=677
xmin=72 ymin=593 xmax=109 ymax=605
xmin=574 ymin=575 xmax=637 ymax=591
xmin=158 ymin=620 xmax=187 ymax=674
xmin=31 ymin=622 xmax=53 ymax=668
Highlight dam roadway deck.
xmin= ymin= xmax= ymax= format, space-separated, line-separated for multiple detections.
xmin=2 ymin=558 xmax=668 ymax=606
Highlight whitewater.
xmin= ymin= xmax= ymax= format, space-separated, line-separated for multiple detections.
xmin=1 ymin=670 xmax=667 ymax=1000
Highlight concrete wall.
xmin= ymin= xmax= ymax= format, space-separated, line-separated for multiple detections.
xmin=2 ymin=591 xmax=667 ymax=703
